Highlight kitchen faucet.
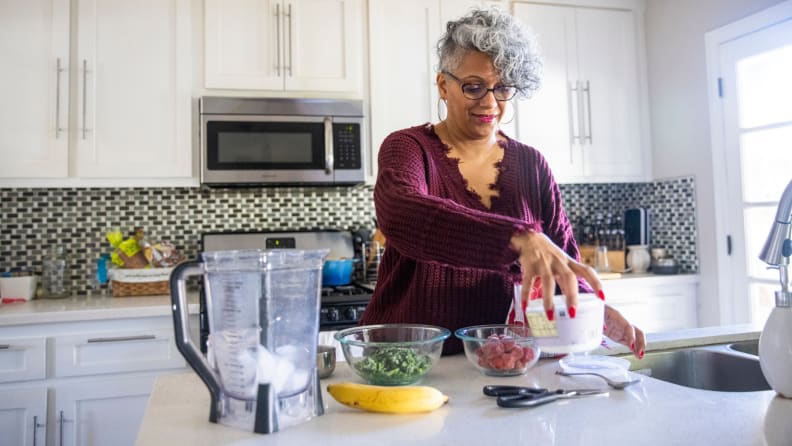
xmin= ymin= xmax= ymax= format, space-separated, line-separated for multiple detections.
xmin=759 ymin=178 xmax=792 ymax=307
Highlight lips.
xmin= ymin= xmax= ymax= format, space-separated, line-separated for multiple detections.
xmin=474 ymin=114 xmax=496 ymax=123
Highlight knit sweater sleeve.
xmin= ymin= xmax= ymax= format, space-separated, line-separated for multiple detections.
xmin=531 ymin=148 xmax=594 ymax=293
xmin=374 ymin=128 xmax=538 ymax=272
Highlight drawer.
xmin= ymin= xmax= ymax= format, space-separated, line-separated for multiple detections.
xmin=0 ymin=337 xmax=46 ymax=383
xmin=53 ymin=328 xmax=185 ymax=377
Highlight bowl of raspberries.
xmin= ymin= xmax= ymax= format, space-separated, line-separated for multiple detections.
xmin=454 ymin=324 xmax=540 ymax=376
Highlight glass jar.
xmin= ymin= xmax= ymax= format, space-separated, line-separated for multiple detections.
xmin=42 ymin=246 xmax=69 ymax=298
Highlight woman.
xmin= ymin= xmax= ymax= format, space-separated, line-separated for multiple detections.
xmin=359 ymin=7 xmax=645 ymax=358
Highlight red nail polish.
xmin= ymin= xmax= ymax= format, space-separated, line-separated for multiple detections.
xmin=630 ymin=342 xmax=635 ymax=351
xmin=603 ymin=323 xmax=607 ymax=331
xmin=597 ymin=290 xmax=605 ymax=301
xmin=546 ymin=309 xmax=554 ymax=321
xmin=639 ymin=350 xmax=644 ymax=359
xmin=568 ymin=306 xmax=576 ymax=319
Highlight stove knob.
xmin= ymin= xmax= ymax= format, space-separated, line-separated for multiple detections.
xmin=327 ymin=308 xmax=340 ymax=322
xmin=344 ymin=307 xmax=358 ymax=321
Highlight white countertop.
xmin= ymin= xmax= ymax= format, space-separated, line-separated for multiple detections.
xmin=0 ymin=293 xmax=198 ymax=326
xmin=135 ymin=326 xmax=790 ymax=446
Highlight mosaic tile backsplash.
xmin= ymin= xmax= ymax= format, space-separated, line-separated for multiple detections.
xmin=0 ymin=177 xmax=697 ymax=295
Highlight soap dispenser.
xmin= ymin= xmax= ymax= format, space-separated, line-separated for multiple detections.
xmin=758 ymin=178 xmax=792 ymax=398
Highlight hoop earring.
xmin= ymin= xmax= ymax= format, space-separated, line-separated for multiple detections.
xmin=500 ymin=102 xmax=515 ymax=125
xmin=436 ymin=97 xmax=447 ymax=122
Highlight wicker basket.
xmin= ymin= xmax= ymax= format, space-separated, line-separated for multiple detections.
xmin=110 ymin=268 xmax=172 ymax=297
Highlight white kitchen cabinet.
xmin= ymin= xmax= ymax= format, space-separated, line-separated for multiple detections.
xmin=604 ymin=276 xmax=699 ymax=333
xmin=53 ymin=376 xmax=155 ymax=446
xmin=0 ymin=315 xmax=191 ymax=446
xmin=0 ymin=0 xmax=193 ymax=186
xmin=513 ymin=2 xmax=649 ymax=183
xmin=0 ymin=386 xmax=47 ymax=446
xmin=0 ymin=0 xmax=70 ymax=179
xmin=204 ymin=0 xmax=364 ymax=94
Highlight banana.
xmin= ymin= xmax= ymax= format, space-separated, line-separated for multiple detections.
xmin=327 ymin=382 xmax=449 ymax=414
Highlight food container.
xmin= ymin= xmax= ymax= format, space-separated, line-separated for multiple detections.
xmin=523 ymin=292 xmax=604 ymax=354
xmin=335 ymin=324 xmax=450 ymax=386
xmin=652 ymin=258 xmax=679 ymax=275
xmin=322 ymin=259 xmax=357 ymax=286
xmin=455 ymin=324 xmax=540 ymax=376
xmin=109 ymin=268 xmax=171 ymax=297
xmin=0 ymin=275 xmax=38 ymax=301
xmin=317 ymin=345 xmax=337 ymax=379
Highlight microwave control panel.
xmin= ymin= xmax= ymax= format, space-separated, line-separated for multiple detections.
xmin=333 ymin=123 xmax=362 ymax=169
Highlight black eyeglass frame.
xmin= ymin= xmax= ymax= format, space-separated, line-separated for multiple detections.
xmin=442 ymin=71 xmax=518 ymax=102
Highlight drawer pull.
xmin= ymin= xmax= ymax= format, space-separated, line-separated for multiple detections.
xmin=0 ymin=344 xmax=9 ymax=350
xmin=86 ymin=335 xmax=157 ymax=344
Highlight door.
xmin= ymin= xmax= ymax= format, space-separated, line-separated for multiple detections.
xmin=368 ymin=0 xmax=441 ymax=182
xmin=0 ymin=386 xmax=47 ymax=446
xmin=204 ymin=0 xmax=283 ymax=90
xmin=715 ymin=14 xmax=792 ymax=324
xmin=75 ymin=0 xmax=192 ymax=178
xmin=285 ymin=0 xmax=363 ymax=92
xmin=54 ymin=375 xmax=155 ymax=446
xmin=0 ymin=0 xmax=69 ymax=178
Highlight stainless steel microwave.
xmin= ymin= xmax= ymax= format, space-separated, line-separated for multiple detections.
xmin=199 ymin=97 xmax=366 ymax=187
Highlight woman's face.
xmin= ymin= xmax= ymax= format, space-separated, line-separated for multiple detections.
xmin=438 ymin=51 xmax=509 ymax=140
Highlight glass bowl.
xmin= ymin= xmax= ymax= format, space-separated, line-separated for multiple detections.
xmin=334 ymin=324 xmax=450 ymax=385
xmin=454 ymin=324 xmax=540 ymax=376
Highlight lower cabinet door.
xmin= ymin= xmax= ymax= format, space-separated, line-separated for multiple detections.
xmin=0 ymin=386 xmax=47 ymax=446
xmin=53 ymin=375 xmax=156 ymax=446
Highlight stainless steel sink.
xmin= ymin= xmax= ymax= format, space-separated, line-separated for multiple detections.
xmin=623 ymin=344 xmax=770 ymax=392
xmin=728 ymin=339 xmax=759 ymax=356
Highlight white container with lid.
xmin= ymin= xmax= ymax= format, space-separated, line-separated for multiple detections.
xmin=520 ymin=291 xmax=604 ymax=354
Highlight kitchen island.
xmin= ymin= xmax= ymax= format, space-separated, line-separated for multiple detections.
xmin=135 ymin=328 xmax=791 ymax=446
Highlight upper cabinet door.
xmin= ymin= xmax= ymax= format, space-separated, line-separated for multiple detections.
xmin=75 ymin=0 xmax=192 ymax=178
xmin=368 ymin=0 xmax=441 ymax=182
xmin=514 ymin=2 xmax=649 ymax=183
xmin=0 ymin=0 xmax=70 ymax=178
xmin=284 ymin=0 xmax=363 ymax=92
xmin=204 ymin=0 xmax=364 ymax=95
xmin=204 ymin=0 xmax=282 ymax=90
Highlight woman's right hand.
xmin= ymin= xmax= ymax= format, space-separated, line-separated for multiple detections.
xmin=510 ymin=231 xmax=601 ymax=320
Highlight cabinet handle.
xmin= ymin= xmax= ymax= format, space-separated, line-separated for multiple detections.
xmin=324 ymin=116 xmax=333 ymax=174
xmin=86 ymin=334 xmax=156 ymax=344
xmin=81 ymin=59 xmax=90 ymax=140
xmin=274 ymin=3 xmax=281 ymax=76
xmin=58 ymin=410 xmax=70 ymax=446
xmin=0 ymin=344 xmax=9 ymax=349
xmin=568 ymin=81 xmax=580 ymax=147
xmin=33 ymin=415 xmax=45 ymax=446
xmin=582 ymin=80 xmax=593 ymax=144
xmin=286 ymin=3 xmax=293 ymax=77
xmin=55 ymin=58 xmax=67 ymax=138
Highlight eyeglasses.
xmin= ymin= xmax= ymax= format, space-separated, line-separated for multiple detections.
xmin=442 ymin=71 xmax=517 ymax=101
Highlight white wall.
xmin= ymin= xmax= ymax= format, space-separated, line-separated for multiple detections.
xmin=644 ymin=0 xmax=785 ymax=326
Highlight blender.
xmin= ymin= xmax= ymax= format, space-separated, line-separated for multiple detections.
xmin=169 ymin=248 xmax=328 ymax=433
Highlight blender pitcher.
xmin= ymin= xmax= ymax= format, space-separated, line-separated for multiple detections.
xmin=169 ymin=248 xmax=329 ymax=434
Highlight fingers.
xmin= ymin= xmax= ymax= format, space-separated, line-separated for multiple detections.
xmin=540 ymin=273 xmax=556 ymax=320
xmin=633 ymin=326 xmax=646 ymax=359
xmin=570 ymin=261 xmax=602 ymax=297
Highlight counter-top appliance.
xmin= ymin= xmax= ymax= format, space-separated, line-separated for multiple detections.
xmin=199 ymin=230 xmax=373 ymax=352
xmin=199 ymin=97 xmax=366 ymax=187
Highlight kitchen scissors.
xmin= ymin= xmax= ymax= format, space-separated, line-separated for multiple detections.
xmin=483 ymin=385 xmax=608 ymax=408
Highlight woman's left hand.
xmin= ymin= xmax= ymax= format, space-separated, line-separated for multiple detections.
xmin=603 ymin=305 xmax=645 ymax=359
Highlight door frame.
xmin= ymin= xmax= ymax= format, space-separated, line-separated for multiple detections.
xmin=705 ymin=0 xmax=792 ymax=325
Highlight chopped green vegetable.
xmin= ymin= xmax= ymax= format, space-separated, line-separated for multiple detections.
xmin=354 ymin=347 xmax=432 ymax=385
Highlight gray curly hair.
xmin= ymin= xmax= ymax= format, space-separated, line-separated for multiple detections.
xmin=437 ymin=6 xmax=542 ymax=99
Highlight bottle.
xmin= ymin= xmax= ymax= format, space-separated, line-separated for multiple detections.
xmin=42 ymin=246 xmax=69 ymax=298
xmin=759 ymin=291 xmax=792 ymax=398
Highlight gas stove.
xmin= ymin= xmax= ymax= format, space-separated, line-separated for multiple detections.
xmin=199 ymin=230 xmax=373 ymax=348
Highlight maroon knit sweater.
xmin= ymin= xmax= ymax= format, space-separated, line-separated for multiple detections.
xmin=359 ymin=124 xmax=589 ymax=354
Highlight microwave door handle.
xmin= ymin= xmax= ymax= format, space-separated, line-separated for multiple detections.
xmin=324 ymin=117 xmax=333 ymax=175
